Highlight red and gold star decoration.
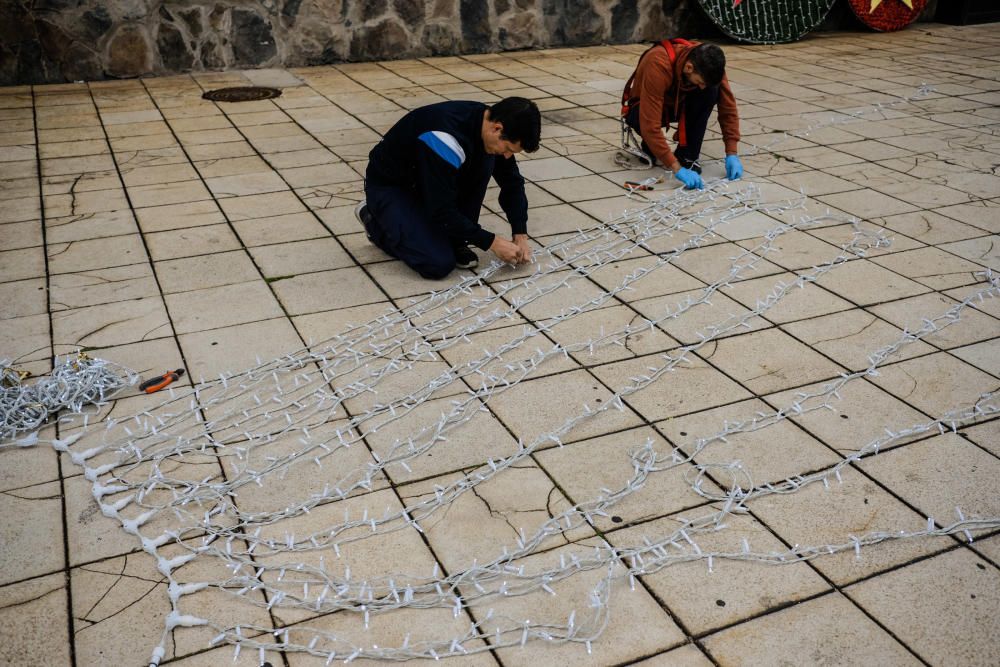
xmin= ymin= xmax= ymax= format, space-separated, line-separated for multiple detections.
xmin=869 ymin=0 xmax=913 ymax=11
xmin=848 ymin=0 xmax=925 ymax=31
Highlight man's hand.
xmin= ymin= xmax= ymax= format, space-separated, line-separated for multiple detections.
xmin=725 ymin=154 xmax=743 ymax=180
xmin=674 ymin=167 xmax=704 ymax=190
xmin=513 ymin=234 xmax=533 ymax=264
xmin=490 ymin=236 xmax=523 ymax=264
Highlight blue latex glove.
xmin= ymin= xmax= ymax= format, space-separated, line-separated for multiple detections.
xmin=725 ymin=154 xmax=743 ymax=180
xmin=675 ymin=167 xmax=704 ymax=190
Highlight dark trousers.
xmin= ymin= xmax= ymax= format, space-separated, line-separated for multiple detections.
xmin=363 ymin=177 xmax=490 ymax=280
xmin=626 ymin=84 xmax=720 ymax=169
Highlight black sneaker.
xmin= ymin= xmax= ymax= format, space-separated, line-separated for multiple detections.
xmin=453 ymin=244 xmax=478 ymax=270
xmin=354 ymin=200 xmax=373 ymax=241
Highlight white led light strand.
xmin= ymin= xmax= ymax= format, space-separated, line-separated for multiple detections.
xmin=4 ymin=85 xmax=996 ymax=666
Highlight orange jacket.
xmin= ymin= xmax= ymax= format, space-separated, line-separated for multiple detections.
xmin=626 ymin=42 xmax=740 ymax=169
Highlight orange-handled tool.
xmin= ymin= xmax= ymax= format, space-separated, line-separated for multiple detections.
xmin=624 ymin=180 xmax=654 ymax=191
xmin=140 ymin=368 xmax=185 ymax=393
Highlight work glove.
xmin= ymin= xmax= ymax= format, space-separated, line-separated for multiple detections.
xmin=725 ymin=154 xmax=743 ymax=181
xmin=674 ymin=167 xmax=704 ymax=190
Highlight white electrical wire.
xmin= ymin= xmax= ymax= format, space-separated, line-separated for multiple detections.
xmin=6 ymin=84 xmax=997 ymax=666
xmin=0 ymin=354 xmax=137 ymax=443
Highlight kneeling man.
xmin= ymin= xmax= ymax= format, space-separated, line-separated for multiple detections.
xmin=623 ymin=40 xmax=743 ymax=189
xmin=355 ymin=97 xmax=541 ymax=279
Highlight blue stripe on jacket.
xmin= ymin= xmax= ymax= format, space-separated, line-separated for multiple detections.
xmin=418 ymin=132 xmax=463 ymax=169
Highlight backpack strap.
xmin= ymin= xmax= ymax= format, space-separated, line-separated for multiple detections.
xmin=620 ymin=38 xmax=694 ymax=117
xmin=620 ymin=45 xmax=654 ymax=116
xmin=661 ymin=38 xmax=696 ymax=147
xmin=660 ymin=39 xmax=676 ymax=63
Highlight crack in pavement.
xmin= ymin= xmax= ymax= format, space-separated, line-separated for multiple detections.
xmin=0 ymin=584 xmax=62 ymax=611
xmin=698 ymin=339 xmax=719 ymax=359
xmin=897 ymin=366 xmax=919 ymax=399
xmin=81 ymin=555 xmax=129 ymax=620
xmin=68 ymin=174 xmax=84 ymax=217
xmin=810 ymin=313 xmax=879 ymax=345
xmin=59 ymin=269 xmax=146 ymax=286
xmin=76 ymin=580 xmax=161 ymax=630
xmin=46 ymin=239 xmax=77 ymax=259
xmin=140 ymin=321 xmax=171 ymax=341
xmin=469 ymin=482 xmax=522 ymax=539
xmin=977 ymin=238 xmax=996 ymax=261
xmin=46 ymin=212 xmax=95 ymax=229
xmin=1 ymin=488 xmax=62 ymax=501
xmin=68 ymin=316 xmax=134 ymax=345
xmin=744 ymin=366 xmax=782 ymax=384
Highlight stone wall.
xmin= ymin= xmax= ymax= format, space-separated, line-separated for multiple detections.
xmin=0 ymin=0 xmax=936 ymax=86
xmin=0 ymin=0 xmax=716 ymax=85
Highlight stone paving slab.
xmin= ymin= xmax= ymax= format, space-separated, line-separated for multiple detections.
xmin=1 ymin=23 xmax=998 ymax=667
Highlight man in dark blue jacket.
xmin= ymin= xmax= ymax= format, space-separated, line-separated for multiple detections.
xmin=355 ymin=97 xmax=541 ymax=279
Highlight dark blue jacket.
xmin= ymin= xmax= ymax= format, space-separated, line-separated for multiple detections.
xmin=365 ymin=101 xmax=529 ymax=251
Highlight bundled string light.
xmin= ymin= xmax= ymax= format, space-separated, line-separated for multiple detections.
xmin=0 ymin=353 xmax=136 ymax=443
xmin=8 ymin=86 xmax=998 ymax=665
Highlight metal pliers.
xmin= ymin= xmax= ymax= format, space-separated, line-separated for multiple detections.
xmin=139 ymin=368 xmax=185 ymax=393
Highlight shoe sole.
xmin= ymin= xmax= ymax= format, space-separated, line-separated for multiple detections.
xmin=354 ymin=200 xmax=373 ymax=242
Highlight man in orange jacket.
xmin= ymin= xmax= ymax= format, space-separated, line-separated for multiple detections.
xmin=623 ymin=40 xmax=742 ymax=189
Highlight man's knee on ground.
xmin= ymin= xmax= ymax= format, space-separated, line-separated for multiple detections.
xmin=417 ymin=258 xmax=455 ymax=280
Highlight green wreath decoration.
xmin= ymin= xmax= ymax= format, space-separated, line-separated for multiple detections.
xmin=697 ymin=0 xmax=837 ymax=44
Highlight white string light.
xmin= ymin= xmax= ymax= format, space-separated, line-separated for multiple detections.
xmin=0 ymin=354 xmax=137 ymax=443
xmin=3 ymin=85 xmax=996 ymax=665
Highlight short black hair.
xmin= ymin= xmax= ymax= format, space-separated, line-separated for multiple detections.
xmin=488 ymin=97 xmax=541 ymax=152
xmin=689 ymin=44 xmax=726 ymax=87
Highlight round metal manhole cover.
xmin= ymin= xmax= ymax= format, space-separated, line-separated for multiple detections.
xmin=201 ymin=86 xmax=282 ymax=103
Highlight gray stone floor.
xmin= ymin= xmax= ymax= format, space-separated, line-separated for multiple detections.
xmin=1 ymin=23 xmax=999 ymax=667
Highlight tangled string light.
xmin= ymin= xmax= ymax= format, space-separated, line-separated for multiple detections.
xmin=0 ymin=354 xmax=136 ymax=443
xmin=4 ymin=86 xmax=998 ymax=665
